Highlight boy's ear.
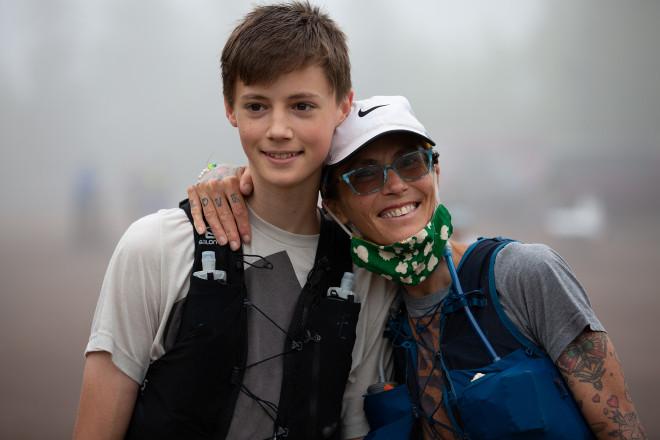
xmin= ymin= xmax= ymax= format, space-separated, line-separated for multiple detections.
xmin=336 ymin=89 xmax=354 ymax=126
xmin=323 ymin=198 xmax=349 ymax=224
xmin=224 ymin=94 xmax=238 ymax=127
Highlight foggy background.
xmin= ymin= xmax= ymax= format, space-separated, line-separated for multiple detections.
xmin=1 ymin=0 xmax=658 ymax=438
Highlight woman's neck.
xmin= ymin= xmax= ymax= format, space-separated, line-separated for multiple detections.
xmin=403 ymin=240 xmax=470 ymax=297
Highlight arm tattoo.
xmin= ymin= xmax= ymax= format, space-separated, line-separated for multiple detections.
xmin=603 ymin=394 xmax=646 ymax=439
xmin=556 ymin=331 xmax=607 ymax=390
xmin=230 ymin=193 xmax=239 ymax=204
xmin=201 ymin=198 xmax=209 ymax=207
xmin=558 ymin=332 xmax=646 ymax=439
xmin=214 ymin=197 xmax=222 ymax=207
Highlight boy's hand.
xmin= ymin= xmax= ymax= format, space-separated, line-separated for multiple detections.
xmin=187 ymin=164 xmax=254 ymax=251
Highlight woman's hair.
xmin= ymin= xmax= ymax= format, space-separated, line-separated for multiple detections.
xmin=320 ymin=162 xmax=342 ymax=200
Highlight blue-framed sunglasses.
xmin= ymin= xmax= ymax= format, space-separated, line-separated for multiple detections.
xmin=337 ymin=149 xmax=439 ymax=195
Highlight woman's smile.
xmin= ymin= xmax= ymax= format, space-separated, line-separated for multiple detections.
xmin=379 ymin=202 xmax=419 ymax=218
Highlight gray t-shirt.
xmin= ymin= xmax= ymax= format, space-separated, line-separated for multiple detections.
xmin=226 ymin=207 xmax=319 ymax=439
xmin=403 ymin=241 xmax=605 ymax=362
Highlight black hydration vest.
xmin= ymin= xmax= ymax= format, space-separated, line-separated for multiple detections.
xmin=125 ymin=201 xmax=359 ymax=440
xmin=387 ymin=238 xmax=593 ymax=439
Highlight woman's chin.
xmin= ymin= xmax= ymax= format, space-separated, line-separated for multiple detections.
xmin=370 ymin=225 xmax=422 ymax=245
xmin=374 ymin=216 xmax=429 ymax=243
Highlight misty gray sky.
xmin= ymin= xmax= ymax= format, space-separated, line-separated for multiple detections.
xmin=0 ymin=0 xmax=658 ymax=238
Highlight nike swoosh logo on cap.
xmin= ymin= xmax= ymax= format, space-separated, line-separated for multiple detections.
xmin=358 ymin=104 xmax=389 ymax=117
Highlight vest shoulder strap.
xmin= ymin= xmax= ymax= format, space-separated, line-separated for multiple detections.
xmin=179 ymin=199 xmax=247 ymax=437
xmin=444 ymin=237 xmax=546 ymax=365
xmin=179 ymin=199 xmax=243 ymax=276
xmin=482 ymin=238 xmax=547 ymax=357
xmin=275 ymin=211 xmax=354 ymax=437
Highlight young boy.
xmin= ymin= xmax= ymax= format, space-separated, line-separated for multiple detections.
xmin=74 ymin=3 xmax=396 ymax=439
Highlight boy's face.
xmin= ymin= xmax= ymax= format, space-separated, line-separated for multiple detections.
xmin=225 ymin=65 xmax=352 ymax=191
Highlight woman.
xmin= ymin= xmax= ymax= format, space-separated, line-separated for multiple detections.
xmin=191 ymin=96 xmax=645 ymax=440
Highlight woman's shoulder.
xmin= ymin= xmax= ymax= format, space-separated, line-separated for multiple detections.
xmin=498 ymin=241 xmax=561 ymax=268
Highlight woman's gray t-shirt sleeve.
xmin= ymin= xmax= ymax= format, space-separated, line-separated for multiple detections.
xmin=494 ymin=242 xmax=605 ymax=362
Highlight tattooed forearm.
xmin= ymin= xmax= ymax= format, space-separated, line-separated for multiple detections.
xmin=556 ymin=331 xmax=607 ymax=389
xmin=603 ymin=395 xmax=646 ymax=439
xmin=557 ymin=331 xmax=647 ymax=439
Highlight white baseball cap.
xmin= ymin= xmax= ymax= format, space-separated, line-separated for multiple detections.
xmin=325 ymin=95 xmax=435 ymax=166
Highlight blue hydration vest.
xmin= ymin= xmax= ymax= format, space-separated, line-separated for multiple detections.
xmin=125 ymin=201 xmax=359 ymax=439
xmin=365 ymin=237 xmax=595 ymax=440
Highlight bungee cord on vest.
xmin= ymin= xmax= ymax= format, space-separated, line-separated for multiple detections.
xmin=240 ymin=253 xmax=274 ymax=270
xmin=389 ymin=298 xmax=463 ymax=440
xmin=231 ymin=253 xmax=323 ymax=440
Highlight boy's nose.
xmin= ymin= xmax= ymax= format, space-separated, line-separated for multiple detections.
xmin=267 ymin=109 xmax=293 ymax=140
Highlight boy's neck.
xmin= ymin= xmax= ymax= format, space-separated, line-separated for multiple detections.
xmin=247 ymin=177 xmax=322 ymax=235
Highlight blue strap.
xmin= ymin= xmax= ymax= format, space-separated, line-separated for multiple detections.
xmin=486 ymin=241 xmax=546 ymax=358
xmin=399 ymin=314 xmax=418 ymax=373
xmin=441 ymin=292 xmax=487 ymax=314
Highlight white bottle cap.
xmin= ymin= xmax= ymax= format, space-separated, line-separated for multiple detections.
xmin=340 ymin=272 xmax=355 ymax=290
xmin=201 ymin=251 xmax=216 ymax=272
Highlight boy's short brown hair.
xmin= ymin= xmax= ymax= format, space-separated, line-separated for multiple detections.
xmin=222 ymin=1 xmax=351 ymax=108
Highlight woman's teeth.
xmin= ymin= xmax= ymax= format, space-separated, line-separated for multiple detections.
xmin=381 ymin=203 xmax=417 ymax=218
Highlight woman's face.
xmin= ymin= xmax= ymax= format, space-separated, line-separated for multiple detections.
xmin=325 ymin=133 xmax=439 ymax=245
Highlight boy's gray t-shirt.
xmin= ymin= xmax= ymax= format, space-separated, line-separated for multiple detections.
xmin=403 ymin=241 xmax=605 ymax=362
xmin=226 ymin=206 xmax=318 ymax=439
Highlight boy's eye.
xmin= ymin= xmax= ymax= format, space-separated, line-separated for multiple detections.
xmin=247 ymin=103 xmax=265 ymax=112
xmin=294 ymin=103 xmax=312 ymax=111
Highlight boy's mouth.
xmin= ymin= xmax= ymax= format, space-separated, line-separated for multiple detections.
xmin=265 ymin=152 xmax=300 ymax=160
xmin=380 ymin=203 xmax=419 ymax=218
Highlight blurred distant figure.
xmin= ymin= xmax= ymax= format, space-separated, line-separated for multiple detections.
xmin=123 ymin=162 xmax=172 ymax=221
xmin=545 ymin=194 xmax=606 ymax=239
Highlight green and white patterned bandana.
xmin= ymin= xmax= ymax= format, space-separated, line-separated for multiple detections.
xmin=350 ymin=205 xmax=453 ymax=285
